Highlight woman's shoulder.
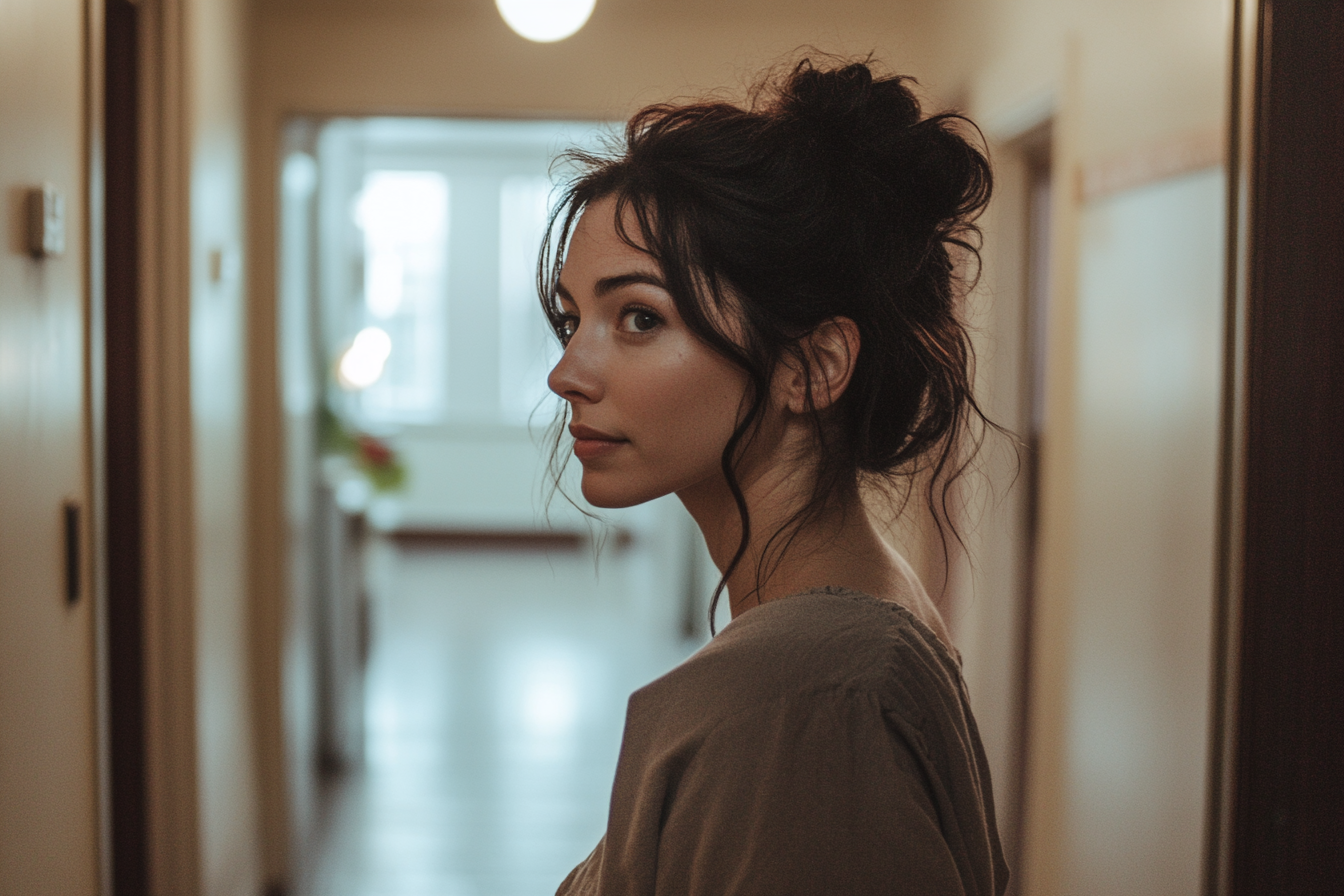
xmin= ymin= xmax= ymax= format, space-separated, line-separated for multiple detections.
xmin=627 ymin=586 xmax=964 ymax=741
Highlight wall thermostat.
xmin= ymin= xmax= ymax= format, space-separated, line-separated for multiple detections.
xmin=26 ymin=183 xmax=66 ymax=259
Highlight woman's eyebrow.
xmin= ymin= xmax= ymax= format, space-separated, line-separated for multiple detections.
xmin=594 ymin=272 xmax=668 ymax=296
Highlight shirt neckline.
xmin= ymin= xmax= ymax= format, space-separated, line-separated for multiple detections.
xmin=745 ymin=584 xmax=964 ymax=668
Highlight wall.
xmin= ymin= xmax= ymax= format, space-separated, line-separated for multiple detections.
xmin=0 ymin=0 xmax=259 ymax=891
xmin=926 ymin=1 xmax=1231 ymax=893
xmin=139 ymin=0 xmax=260 ymax=892
xmin=0 ymin=0 xmax=102 ymax=891
xmin=923 ymin=0 xmax=1227 ymax=157
xmin=1068 ymin=168 xmax=1223 ymax=893
xmin=189 ymin=1 xmax=261 ymax=893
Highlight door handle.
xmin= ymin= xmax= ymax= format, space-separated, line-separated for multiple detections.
xmin=64 ymin=501 xmax=80 ymax=606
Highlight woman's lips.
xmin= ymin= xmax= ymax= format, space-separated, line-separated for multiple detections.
xmin=573 ymin=437 xmax=627 ymax=462
xmin=570 ymin=424 xmax=627 ymax=462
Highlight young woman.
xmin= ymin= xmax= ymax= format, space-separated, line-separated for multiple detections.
xmin=542 ymin=57 xmax=1008 ymax=896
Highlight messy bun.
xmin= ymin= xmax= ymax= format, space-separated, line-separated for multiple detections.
xmin=541 ymin=56 xmax=995 ymax=625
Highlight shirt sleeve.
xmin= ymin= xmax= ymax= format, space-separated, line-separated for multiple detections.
xmin=651 ymin=688 xmax=966 ymax=896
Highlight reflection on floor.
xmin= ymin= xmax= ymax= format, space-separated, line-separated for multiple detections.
xmin=304 ymin=538 xmax=701 ymax=896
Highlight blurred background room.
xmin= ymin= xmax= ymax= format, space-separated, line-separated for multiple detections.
xmin=2 ymin=1 xmax=1340 ymax=896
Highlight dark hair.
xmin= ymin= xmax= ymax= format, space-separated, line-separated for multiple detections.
xmin=540 ymin=55 xmax=995 ymax=629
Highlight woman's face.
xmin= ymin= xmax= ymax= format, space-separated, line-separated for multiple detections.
xmin=547 ymin=197 xmax=751 ymax=509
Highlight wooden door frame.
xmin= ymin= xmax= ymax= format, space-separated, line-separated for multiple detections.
xmin=85 ymin=0 xmax=111 ymax=889
xmin=1208 ymin=1 xmax=1344 ymax=893
xmin=103 ymin=0 xmax=149 ymax=893
xmin=105 ymin=0 xmax=205 ymax=891
xmin=103 ymin=0 xmax=143 ymax=888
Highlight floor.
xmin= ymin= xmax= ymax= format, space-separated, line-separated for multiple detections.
xmin=303 ymin=537 xmax=703 ymax=896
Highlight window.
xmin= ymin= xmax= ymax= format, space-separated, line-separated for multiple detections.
xmin=353 ymin=171 xmax=450 ymax=422
xmin=314 ymin=118 xmax=609 ymax=430
xmin=499 ymin=175 xmax=561 ymax=424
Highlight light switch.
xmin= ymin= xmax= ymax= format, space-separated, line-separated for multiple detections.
xmin=25 ymin=183 xmax=66 ymax=259
xmin=207 ymin=246 xmax=239 ymax=284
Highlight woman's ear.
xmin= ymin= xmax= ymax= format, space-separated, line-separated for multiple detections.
xmin=776 ymin=317 xmax=860 ymax=414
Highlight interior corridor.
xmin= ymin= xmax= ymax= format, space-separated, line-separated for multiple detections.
xmin=302 ymin=537 xmax=701 ymax=896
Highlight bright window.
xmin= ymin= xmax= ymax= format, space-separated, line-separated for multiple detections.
xmin=315 ymin=118 xmax=609 ymax=430
xmin=352 ymin=171 xmax=450 ymax=423
xmin=499 ymin=175 xmax=562 ymax=424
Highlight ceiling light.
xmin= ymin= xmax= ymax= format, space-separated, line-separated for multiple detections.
xmin=495 ymin=0 xmax=595 ymax=43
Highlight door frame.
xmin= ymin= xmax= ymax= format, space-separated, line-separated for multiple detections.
xmin=103 ymin=1 xmax=150 ymax=893
xmin=1207 ymin=1 xmax=1344 ymax=893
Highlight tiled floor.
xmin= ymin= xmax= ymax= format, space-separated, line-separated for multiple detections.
xmin=304 ymin=538 xmax=703 ymax=896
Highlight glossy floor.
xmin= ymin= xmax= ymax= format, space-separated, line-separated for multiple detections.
xmin=303 ymin=538 xmax=704 ymax=896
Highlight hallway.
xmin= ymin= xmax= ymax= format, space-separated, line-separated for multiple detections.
xmin=302 ymin=538 xmax=700 ymax=896
xmin=6 ymin=0 xmax=1339 ymax=892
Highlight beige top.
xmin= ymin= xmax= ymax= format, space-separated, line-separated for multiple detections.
xmin=556 ymin=587 xmax=1008 ymax=896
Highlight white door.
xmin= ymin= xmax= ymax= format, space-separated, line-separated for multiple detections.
xmin=0 ymin=0 xmax=101 ymax=891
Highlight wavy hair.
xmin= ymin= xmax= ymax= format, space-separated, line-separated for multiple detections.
xmin=540 ymin=56 xmax=997 ymax=629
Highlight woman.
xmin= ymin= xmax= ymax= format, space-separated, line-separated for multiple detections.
xmin=542 ymin=57 xmax=1008 ymax=896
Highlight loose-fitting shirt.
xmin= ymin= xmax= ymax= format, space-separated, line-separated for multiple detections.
xmin=557 ymin=586 xmax=1009 ymax=896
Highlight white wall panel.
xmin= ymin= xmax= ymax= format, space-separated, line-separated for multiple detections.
xmin=0 ymin=0 xmax=100 ymax=890
xmin=1062 ymin=167 xmax=1224 ymax=896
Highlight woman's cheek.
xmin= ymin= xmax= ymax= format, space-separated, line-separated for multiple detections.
xmin=652 ymin=370 xmax=743 ymax=477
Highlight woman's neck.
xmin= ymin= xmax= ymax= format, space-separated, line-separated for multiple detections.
xmin=676 ymin=457 xmax=949 ymax=647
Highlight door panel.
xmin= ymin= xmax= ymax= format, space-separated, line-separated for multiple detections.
xmin=1063 ymin=168 xmax=1225 ymax=896
xmin=0 ymin=0 xmax=100 ymax=892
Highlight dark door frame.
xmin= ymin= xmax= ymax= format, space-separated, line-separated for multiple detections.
xmin=104 ymin=0 xmax=148 ymax=892
xmin=1209 ymin=1 xmax=1344 ymax=894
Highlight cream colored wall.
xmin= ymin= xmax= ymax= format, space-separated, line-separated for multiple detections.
xmin=924 ymin=0 xmax=1228 ymax=158
xmin=246 ymin=1 xmax=956 ymax=885
xmin=1069 ymin=168 xmax=1223 ymax=894
xmin=139 ymin=0 xmax=260 ymax=893
xmin=0 ymin=0 xmax=102 ymax=891
xmin=190 ymin=0 xmax=261 ymax=893
xmin=955 ymin=137 xmax=1034 ymax=867
xmin=927 ymin=1 xmax=1231 ymax=894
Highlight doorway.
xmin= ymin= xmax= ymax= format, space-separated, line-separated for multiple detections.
xmin=275 ymin=115 xmax=720 ymax=894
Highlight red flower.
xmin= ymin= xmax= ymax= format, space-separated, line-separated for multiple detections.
xmin=356 ymin=434 xmax=393 ymax=468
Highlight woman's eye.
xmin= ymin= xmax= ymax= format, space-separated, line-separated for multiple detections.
xmin=556 ymin=317 xmax=578 ymax=343
xmin=622 ymin=308 xmax=663 ymax=333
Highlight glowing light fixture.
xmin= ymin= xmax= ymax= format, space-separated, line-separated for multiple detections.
xmin=337 ymin=326 xmax=393 ymax=390
xmin=495 ymin=0 xmax=595 ymax=43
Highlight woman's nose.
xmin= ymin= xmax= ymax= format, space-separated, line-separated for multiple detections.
xmin=547 ymin=340 xmax=603 ymax=404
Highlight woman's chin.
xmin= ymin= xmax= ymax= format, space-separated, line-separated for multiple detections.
xmin=579 ymin=474 xmax=663 ymax=510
